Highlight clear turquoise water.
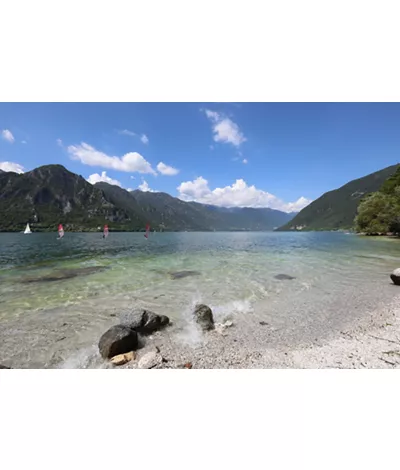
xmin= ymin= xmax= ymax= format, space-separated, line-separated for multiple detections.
xmin=1 ymin=231 xmax=399 ymax=367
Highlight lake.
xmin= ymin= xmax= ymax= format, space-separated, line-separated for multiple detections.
xmin=1 ymin=231 xmax=399 ymax=368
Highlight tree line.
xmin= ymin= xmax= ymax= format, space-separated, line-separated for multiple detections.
xmin=355 ymin=166 xmax=400 ymax=235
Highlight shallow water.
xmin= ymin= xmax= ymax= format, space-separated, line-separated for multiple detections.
xmin=1 ymin=231 xmax=400 ymax=368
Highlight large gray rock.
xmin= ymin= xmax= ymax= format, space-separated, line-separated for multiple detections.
xmin=390 ymin=268 xmax=400 ymax=285
xmin=193 ymin=304 xmax=214 ymax=331
xmin=120 ymin=309 xmax=169 ymax=335
xmin=98 ymin=325 xmax=139 ymax=359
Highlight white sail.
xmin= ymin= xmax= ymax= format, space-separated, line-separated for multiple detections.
xmin=24 ymin=223 xmax=32 ymax=234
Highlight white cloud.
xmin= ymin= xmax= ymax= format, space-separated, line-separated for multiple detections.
xmin=157 ymin=161 xmax=179 ymax=176
xmin=1 ymin=129 xmax=15 ymax=143
xmin=87 ymin=171 xmax=122 ymax=187
xmin=0 ymin=161 xmax=25 ymax=173
xmin=177 ymin=177 xmax=312 ymax=213
xmin=118 ymin=129 xmax=136 ymax=137
xmin=203 ymin=110 xmax=246 ymax=147
xmin=21 ymin=140 xmax=27 ymax=144
xmin=242 ymin=158 xmax=248 ymax=164
xmin=130 ymin=175 xmax=135 ymax=180
xmin=141 ymin=134 xmax=149 ymax=144
xmin=67 ymin=142 xmax=157 ymax=175
xmin=56 ymin=138 xmax=63 ymax=146
xmin=138 ymin=179 xmax=156 ymax=192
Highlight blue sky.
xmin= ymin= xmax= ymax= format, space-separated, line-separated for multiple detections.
xmin=1 ymin=102 xmax=400 ymax=212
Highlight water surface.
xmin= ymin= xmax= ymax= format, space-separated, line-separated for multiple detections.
xmin=1 ymin=231 xmax=399 ymax=367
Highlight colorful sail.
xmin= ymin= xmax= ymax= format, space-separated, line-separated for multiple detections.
xmin=58 ymin=224 xmax=64 ymax=239
xmin=103 ymin=224 xmax=109 ymax=238
xmin=144 ymin=223 xmax=150 ymax=239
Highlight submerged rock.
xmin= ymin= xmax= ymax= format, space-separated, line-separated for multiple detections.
xmin=120 ymin=309 xmax=170 ymax=335
xmin=21 ymin=266 xmax=107 ymax=283
xmin=98 ymin=325 xmax=139 ymax=359
xmin=110 ymin=351 xmax=136 ymax=366
xmin=169 ymin=270 xmax=201 ymax=280
xmin=390 ymin=268 xmax=400 ymax=285
xmin=274 ymin=274 xmax=296 ymax=281
xmin=193 ymin=304 xmax=215 ymax=331
xmin=138 ymin=351 xmax=163 ymax=369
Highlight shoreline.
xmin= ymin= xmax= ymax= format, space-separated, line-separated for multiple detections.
xmin=119 ymin=293 xmax=400 ymax=370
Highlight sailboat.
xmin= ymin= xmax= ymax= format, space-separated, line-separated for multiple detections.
xmin=103 ymin=224 xmax=109 ymax=239
xmin=24 ymin=223 xmax=32 ymax=234
xmin=57 ymin=224 xmax=64 ymax=239
xmin=144 ymin=223 xmax=150 ymax=239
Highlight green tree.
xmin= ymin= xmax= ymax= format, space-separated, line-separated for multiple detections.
xmin=354 ymin=192 xmax=398 ymax=234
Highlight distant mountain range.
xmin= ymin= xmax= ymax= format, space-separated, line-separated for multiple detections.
xmin=0 ymin=164 xmax=296 ymax=232
xmin=277 ymin=164 xmax=400 ymax=231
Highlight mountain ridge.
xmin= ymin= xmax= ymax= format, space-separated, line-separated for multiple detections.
xmin=277 ymin=164 xmax=400 ymax=231
xmin=0 ymin=164 xmax=296 ymax=232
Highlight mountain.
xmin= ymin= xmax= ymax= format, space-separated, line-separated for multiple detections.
xmin=0 ymin=165 xmax=132 ymax=232
xmin=277 ymin=164 xmax=400 ymax=231
xmin=99 ymin=184 xmax=295 ymax=231
xmin=0 ymin=164 xmax=296 ymax=231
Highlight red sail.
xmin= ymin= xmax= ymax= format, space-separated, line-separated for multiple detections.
xmin=144 ymin=223 xmax=150 ymax=238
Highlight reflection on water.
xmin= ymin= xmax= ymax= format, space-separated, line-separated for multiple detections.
xmin=1 ymin=231 xmax=400 ymax=367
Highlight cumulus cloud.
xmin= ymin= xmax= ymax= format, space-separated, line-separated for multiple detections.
xmin=242 ymin=158 xmax=248 ymax=164
xmin=138 ymin=179 xmax=156 ymax=192
xmin=87 ymin=171 xmax=122 ymax=187
xmin=141 ymin=134 xmax=149 ymax=144
xmin=67 ymin=142 xmax=156 ymax=175
xmin=0 ymin=161 xmax=25 ymax=173
xmin=177 ymin=177 xmax=312 ymax=213
xmin=203 ymin=110 xmax=246 ymax=147
xmin=56 ymin=138 xmax=63 ymax=146
xmin=157 ymin=161 xmax=179 ymax=176
xmin=1 ymin=129 xmax=15 ymax=143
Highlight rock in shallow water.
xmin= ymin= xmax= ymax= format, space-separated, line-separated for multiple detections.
xmin=390 ymin=268 xmax=400 ymax=285
xmin=120 ymin=309 xmax=170 ymax=335
xmin=193 ymin=304 xmax=214 ymax=331
xmin=274 ymin=274 xmax=296 ymax=280
xmin=169 ymin=270 xmax=201 ymax=280
xmin=98 ymin=325 xmax=139 ymax=359
xmin=21 ymin=266 xmax=107 ymax=283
